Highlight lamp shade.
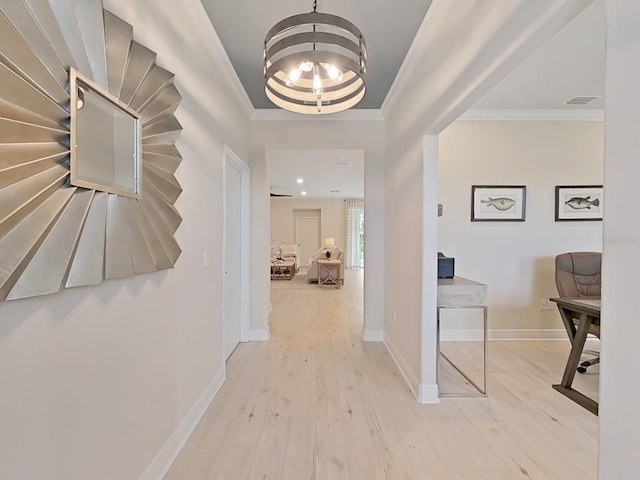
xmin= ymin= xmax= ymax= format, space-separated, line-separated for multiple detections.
xmin=324 ymin=237 xmax=335 ymax=247
xmin=264 ymin=6 xmax=367 ymax=115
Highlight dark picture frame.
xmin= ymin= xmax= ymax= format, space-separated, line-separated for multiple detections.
xmin=555 ymin=185 xmax=603 ymax=221
xmin=471 ymin=185 xmax=526 ymax=222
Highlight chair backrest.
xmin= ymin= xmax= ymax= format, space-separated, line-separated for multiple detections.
xmin=555 ymin=252 xmax=602 ymax=298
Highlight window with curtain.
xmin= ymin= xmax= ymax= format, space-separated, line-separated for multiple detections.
xmin=344 ymin=199 xmax=364 ymax=269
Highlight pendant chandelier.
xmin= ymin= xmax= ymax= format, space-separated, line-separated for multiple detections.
xmin=264 ymin=0 xmax=367 ymax=115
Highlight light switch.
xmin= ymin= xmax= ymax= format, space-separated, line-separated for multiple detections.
xmin=202 ymin=251 xmax=208 ymax=268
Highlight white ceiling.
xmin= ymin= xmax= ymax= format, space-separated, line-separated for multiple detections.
xmin=202 ymin=0 xmax=605 ymax=199
xmin=473 ymin=0 xmax=604 ymax=110
xmin=269 ymin=149 xmax=364 ymax=199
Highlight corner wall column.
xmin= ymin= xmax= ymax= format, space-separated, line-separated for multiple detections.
xmin=600 ymin=0 xmax=640 ymax=476
xmin=419 ymin=134 xmax=440 ymax=403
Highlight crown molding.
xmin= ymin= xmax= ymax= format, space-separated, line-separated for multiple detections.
xmin=380 ymin=3 xmax=432 ymax=117
xmin=251 ymin=108 xmax=384 ymax=122
xmin=380 ymin=0 xmax=595 ymax=132
xmin=459 ymin=109 xmax=604 ymax=122
xmin=204 ymin=17 xmax=254 ymax=117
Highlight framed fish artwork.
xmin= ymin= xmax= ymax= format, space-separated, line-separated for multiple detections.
xmin=555 ymin=185 xmax=603 ymax=221
xmin=471 ymin=185 xmax=527 ymax=221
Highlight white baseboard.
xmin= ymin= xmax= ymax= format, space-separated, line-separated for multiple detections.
xmin=490 ymin=329 xmax=567 ymax=340
xmin=383 ymin=334 xmax=420 ymax=402
xmin=440 ymin=329 xmax=484 ymax=342
xmin=418 ymin=383 xmax=440 ymax=404
xmin=439 ymin=328 xmax=568 ymax=341
xmin=246 ymin=329 xmax=270 ymax=341
xmin=362 ymin=329 xmax=384 ymax=342
xmin=138 ymin=366 xmax=226 ymax=480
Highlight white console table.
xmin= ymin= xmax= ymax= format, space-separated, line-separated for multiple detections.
xmin=437 ymin=276 xmax=488 ymax=397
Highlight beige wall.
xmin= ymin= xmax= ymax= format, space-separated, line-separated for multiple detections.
xmin=438 ymin=120 xmax=604 ymax=333
xmin=270 ymin=198 xmax=346 ymax=251
xmin=0 ymin=1 xmax=251 ymax=479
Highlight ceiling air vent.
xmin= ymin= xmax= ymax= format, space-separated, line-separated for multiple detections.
xmin=565 ymin=96 xmax=599 ymax=105
xmin=334 ymin=161 xmax=352 ymax=167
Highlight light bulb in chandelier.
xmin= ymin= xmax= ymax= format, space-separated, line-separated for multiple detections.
xmin=285 ymin=67 xmax=302 ymax=87
xmin=322 ymin=63 xmax=343 ymax=82
xmin=285 ymin=61 xmax=314 ymax=87
xmin=312 ymin=64 xmax=323 ymax=96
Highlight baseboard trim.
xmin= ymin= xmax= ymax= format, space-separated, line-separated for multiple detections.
xmin=418 ymin=383 xmax=440 ymax=404
xmin=490 ymin=329 xmax=567 ymax=340
xmin=438 ymin=328 xmax=568 ymax=341
xmin=440 ymin=329 xmax=484 ymax=342
xmin=383 ymin=334 xmax=420 ymax=402
xmin=246 ymin=329 xmax=270 ymax=342
xmin=138 ymin=366 xmax=226 ymax=480
xmin=362 ymin=329 xmax=384 ymax=342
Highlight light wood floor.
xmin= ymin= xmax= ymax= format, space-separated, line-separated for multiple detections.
xmin=164 ymin=269 xmax=599 ymax=480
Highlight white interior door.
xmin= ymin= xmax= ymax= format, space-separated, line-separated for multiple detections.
xmin=295 ymin=217 xmax=319 ymax=267
xmin=224 ymin=159 xmax=242 ymax=359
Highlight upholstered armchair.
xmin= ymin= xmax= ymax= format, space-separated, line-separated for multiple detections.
xmin=306 ymin=246 xmax=344 ymax=284
xmin=281 ymin=244 xmax=300 ymax=272
xmin=554 ymin=252 xmax=601 ymax=373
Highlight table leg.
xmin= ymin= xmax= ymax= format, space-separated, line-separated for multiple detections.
xmin=556 ymin=306 xmax=577 ymax=343
xmin=559 ymin=311 xmax=591 ymax=388
xmin=553 ymin=310 xmax=598 ymax=415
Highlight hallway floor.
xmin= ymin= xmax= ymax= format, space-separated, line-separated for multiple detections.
xmin=164 ymin=269 xmax=598 ymax=479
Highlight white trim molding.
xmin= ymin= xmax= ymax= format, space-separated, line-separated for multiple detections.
xmin=223 ymin=146 xmax=252 ymax=344
xmin=419 ymin=384 xmax=440 ymax=404
xmin=383 ymin=334 xmax=421 ymax=402
xmin=490 ymin=329 xmax=573 ymax=341
xmin=460 ymin=109 xmax=604 ymax=122
xmin=440 ymin=328 xmax=568 ymax=341
xmin=362 ymin=329 xmax=384 ymax=342
xmin=381 ymin=0 xmax=593 ymax=133
xmin=251 ymin=108 xmax=384 ymax=122
xmin=197 ymin=3 xmax=253 ymax=116
xmin=138 ymin=367 xmax=225 ymax=480
xmin=246 ymin=329 xmax=271 ymax=342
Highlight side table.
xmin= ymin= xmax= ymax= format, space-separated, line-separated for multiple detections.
xmin=437 ymin=276 xmax=488 ymax=397
xmin=317 ymin=260 xmax=341 ymax=288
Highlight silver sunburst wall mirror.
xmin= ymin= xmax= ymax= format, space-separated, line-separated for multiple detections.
xmin=0 ymin=2 xmax=183 ymax=302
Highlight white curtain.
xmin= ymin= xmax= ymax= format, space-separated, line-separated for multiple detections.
xmin=344 ymin=199 xmax=364 ymax=269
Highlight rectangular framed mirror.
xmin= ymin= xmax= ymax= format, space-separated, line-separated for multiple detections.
xmin=69 ymin=68 xmax=141 ymax=198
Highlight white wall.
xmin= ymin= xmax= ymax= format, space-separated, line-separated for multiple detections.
xmin=270 ymin=198 xmax=346 ymax=251
xmin=382 ymin=0 xmax=595 ymax=403
xmin=250 ymin=113 xmax=385 ymax=338
xmin=0 ymin=1 xmax=251 ymax=479
xmin=438 ymin=120 xmax=603 ymax=336
xmin=600 ymin=1 xmax=640 ymax=477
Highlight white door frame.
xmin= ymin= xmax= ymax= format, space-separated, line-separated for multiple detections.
xmin=222 ymin=145 xmax=251 ymax=347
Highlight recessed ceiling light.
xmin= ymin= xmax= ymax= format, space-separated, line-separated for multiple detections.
xmin=301 ymin=191 xmax=307 ymax=196
xmin=296 ymin=178 xmax=304 ymax=184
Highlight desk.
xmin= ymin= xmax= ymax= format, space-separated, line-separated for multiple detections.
xmin=437 ymin=276 xmax=488 ymax=397
xmin=549 ymin=297 xmax=600 ymax=415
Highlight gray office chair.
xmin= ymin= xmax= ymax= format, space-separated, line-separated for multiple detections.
xmin=554 ymin=252 xmax=601 ymax=373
